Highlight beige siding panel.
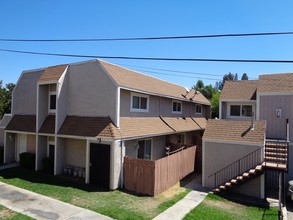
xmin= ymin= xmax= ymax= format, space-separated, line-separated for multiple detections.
xmin=26 ymin=135 xmax=36 ymax=153
xmin=56 ymin=68 xmax=69 ymax=131
xmin=203 ymin=141 xmax=260 ymax=188
xmin=37 ymin=85 xmax=49 ymax=130
xmin=67 ymin=61 xmax=116 ymax=121
xmin=13 ymin=70 xmax=43 ymax=115
xmin=259 ymin=95 xmax=293 ymax=140
xmin=125 ymin=140 xmax=138 ymax=158
xmin=65 ymin=139 xmax=86 ymax=168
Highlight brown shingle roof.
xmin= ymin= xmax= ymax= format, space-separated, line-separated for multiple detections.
xmin=58 ymin=116 xmax=117 ymax=138
xmin=258 ymin=73 xmax=293 ymax=93
xmin=119 ymin=117 xmax=174 ymax=138
xmin=220 ymin=80 xmax=258 ymax=101
xmin=203 ymin=119 xmax=266 ymax=145
xmin=39 ymin=65 xmax=68 ymax=82
xmin=39 ymin=115 xmax=55 ymax=134
xmin=5 ymin=115 xmax=36 ymax=132
xmin=192 ymin=117 xmax=207 ymax=129
xmin=98 ymin=60 xmax=210 ymax=105
xmin=161 ymin=117 xmax=201 ymax=132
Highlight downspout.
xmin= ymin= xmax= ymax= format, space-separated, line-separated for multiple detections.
xmin=287 ymin=119 xmax=289 ymax=142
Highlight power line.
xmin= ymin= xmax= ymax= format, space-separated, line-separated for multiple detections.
xmin=1 ymin=48 xmax=293 ymax=63
xmin=1 ymin=31 xmax=293 ymax=42
xmin=130 ymin=68 xmax=220 ymax=81
xmin=115 ymin=63 xmax=223 ymax=77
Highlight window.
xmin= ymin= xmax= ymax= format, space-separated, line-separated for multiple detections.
xmin=242 ymin=105 xmax=252 ymax=117
xmin=131 ymin=93 xmax=149 ymax=112
xmin=230 ymin=105 xmax=241 ymax=116
xmin=137 ymin=139 xmax=152 ymax=160
xmin=49 ymin=94 xmax=56 ymax=110
xmin=48 ymin=84 xmax=57 ymax=113
xmin=229 ymin=104 xmax=253 ymax=117
xmin=177 ymin=133 xmax=186 ymax=144
xmin=172 ymin=101 xmax=182 ymax=113
xmin=195 ymin=105 xmax=202 ymax=114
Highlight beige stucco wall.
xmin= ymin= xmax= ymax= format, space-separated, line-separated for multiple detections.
xmin=4 ymin=132 xmax=16 ymax=164
xmin=56 ymin=69 xmax=69 ymax=131
xmin=120 ymin=89 xmax=210 ymax=118
xmin=26 ymin=135 xmax=36 ymax=153
xmin=65 ymin=139 xmax=86 ymax=168
xmin=13 ymin=70 xmax=43 ymax=115
xmin=259 ymin=95 xmax=293 ymax=141
xmin=67 ymin=61 xmax=116 ymax=122
xmin=203 ymin=141 xmax=261 ymax=188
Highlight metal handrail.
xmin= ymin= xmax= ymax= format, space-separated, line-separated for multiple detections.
xmin=208 ymin=146 xmax=264 ymax=188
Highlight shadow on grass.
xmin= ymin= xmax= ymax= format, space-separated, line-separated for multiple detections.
xmin=0 ymin=166 xmax=108 ymax=193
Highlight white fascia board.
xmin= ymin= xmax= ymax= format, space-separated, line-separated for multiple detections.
xmin=37 ymin=133 xmax=55 ymax=137
xmin=56 ymin=134 xmax=114 ymax=142
xmin=202 ymin=138 xmax=264 ymax=146
xmin=87 ymin=138 xmax=114 ymax=144
xmin=115 ymin=87 xmax=121 ymax=128
xmin=5 ymin=130 xmax=36 ymax=135
xmin=120 ymin=86 xmax=210 ymax=105
xmin=38 ymin=80 xmax=58 ymax=85
xmin=118 ymin=129 xmax=203 ymax=141
xmin=220 ymin=99 xmax=256 ymax=103
xmin=258 ymin=91 xmax=293 ymax=96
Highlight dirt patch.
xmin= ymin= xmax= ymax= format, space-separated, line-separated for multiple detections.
xmin=156 ymin=183 xmax=186 ymax=201
xmin=204 ymin=198 xmax=245 ymax=216
xmin=0 ymin=209 xmax=16 ymax=218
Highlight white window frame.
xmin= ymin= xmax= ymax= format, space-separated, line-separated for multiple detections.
xmin=130 ymin=92 xmax=149 ymax=112
xmin=137 ymin=138 xmax=152 ymax=160
xmin=227 ymin=103 xmax=254 ymax=118
xmin=172 ymin=100 xmax=182 ymax=114
xmin=195 ymin=105 xmax=202 ymax=115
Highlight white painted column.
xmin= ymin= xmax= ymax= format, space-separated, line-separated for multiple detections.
xmin=260 ymin=174 xmax=265 ymax=199
xmin=85 ymin=139 xmax=90 ymax=184
xmin=3 ymin=131 xmax=6 ymax=164
xmin=109 ymin=141 xmax=116 ymax=190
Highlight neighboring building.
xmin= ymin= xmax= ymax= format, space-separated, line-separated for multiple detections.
xmin=203 ymin=73 xmax=292 ymax=199
xmin=2 ymin=59 xmax=210 ymax=190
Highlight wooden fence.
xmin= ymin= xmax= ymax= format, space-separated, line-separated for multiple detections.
xmin=124 ymin=146 xmax=196 ymax=196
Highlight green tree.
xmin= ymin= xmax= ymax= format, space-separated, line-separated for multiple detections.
xmin=0 ymin=81 xmax=15 ymax=119
xmin=241 ymin=73 xmax=249 ymax=80
xmin=211 ymin=91 xmax=221 ymax=118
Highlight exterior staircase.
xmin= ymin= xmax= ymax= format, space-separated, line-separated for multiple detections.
xmin=212 ymin=140 xmax=289 ymax=194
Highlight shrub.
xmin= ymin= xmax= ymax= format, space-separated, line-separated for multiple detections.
xmin=42 ymin=157 xmax=54 ymax=174
xmin=19 ymin=152 xmax=35 ymax=170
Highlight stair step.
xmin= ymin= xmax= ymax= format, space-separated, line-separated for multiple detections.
xmin=249 ymin=169 xmax=256 ymax=174
xmin=265 ymin=152 xmax=287 ymax=157
xmin=237 ymin=176 xmax=244 ymax=181
xmin=231 ymin=179 xmax=238 ymax=184
xmin=255 ymin=165 xmax=263 ymax=171
xmin=263 ymin=162 xmax=287 ymax=170
xmin=219 ymin=185 xmax=226 ymax=190
xmin=266 ymin=147 xmax=287 ymax=152
xmin=265 ymin=156 xmax=287 ymax=162
xmin=243 ymin=172 xmax=250 ymax=178
xmin=225 ymin=182 xmax=232 ymax=187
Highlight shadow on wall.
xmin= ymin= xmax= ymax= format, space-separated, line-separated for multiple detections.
xmin=0 ymin=147 xmax=3 ymax=165
xmin=0 ymin=166 xmax=108 ymax=193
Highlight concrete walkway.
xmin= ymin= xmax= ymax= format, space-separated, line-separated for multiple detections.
xmin=153 ymin=175 xmax=209 ymax=220
xmin=0 ymin=181 xmax=113 ymax=220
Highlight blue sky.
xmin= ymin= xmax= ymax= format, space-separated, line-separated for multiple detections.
xmin=1 ymin=1 xmax=293 ymax=88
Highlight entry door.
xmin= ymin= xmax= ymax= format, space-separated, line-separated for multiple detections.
xmin=16 ymin=134 xmax=27 ymax=161
xmin=90 ymin=144 xmax=110 ymax=189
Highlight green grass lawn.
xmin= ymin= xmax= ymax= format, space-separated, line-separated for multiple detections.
xmin=184 ymin=193 xmax=278 ymax=220
xmin=0 ymin=167 xmax=190 ymax=220
xmin=0 ymin=205 xmax=33 ymax=220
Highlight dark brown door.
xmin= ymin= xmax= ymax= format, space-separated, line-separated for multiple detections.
xmin=90 ymin=143 xmax=110 ymax=189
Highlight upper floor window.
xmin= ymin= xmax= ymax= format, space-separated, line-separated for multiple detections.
xmin=177 ymin=133 xmax=186 ymax=144
xmin=172 ymin=100 xmax=182 ymax=114
xmin=229 ymin=104 xmax=252 ymax=117
xmin=195 ymin=105 xmax=202 ymax=114
xmin=131 ymin=92 xmax=149 ymax=112
xmin=49 ymin=84 xmax=57 ymax=113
